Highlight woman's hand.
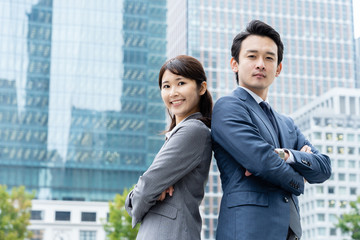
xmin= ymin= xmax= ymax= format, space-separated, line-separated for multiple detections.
xmin=157 ymin=186 xmax=174 ymax=201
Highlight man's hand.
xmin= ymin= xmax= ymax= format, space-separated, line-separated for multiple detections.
xmin=300 ymin=145 xmax=312 ymax=153
xmin=157 ymin=186 xmax=174 ymax=201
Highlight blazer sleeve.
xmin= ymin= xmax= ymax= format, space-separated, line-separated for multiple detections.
xmin=287 ymin=121 xmax=332 ymax=183
xmin=212 ymin=96 xmax=305 ymax=195
xmin=126 ymin=120 xmax=210 ymax=227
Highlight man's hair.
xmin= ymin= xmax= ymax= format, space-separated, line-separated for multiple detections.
xmin=231 ymin=20 xmax=284 ymax=84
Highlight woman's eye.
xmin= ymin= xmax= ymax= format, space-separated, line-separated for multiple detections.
xmin=178 ymin=81 xmax=185 ymax=86
xmin=162 ymin=85 xmax=170 ymax=89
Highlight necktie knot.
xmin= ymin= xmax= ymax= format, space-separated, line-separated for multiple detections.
xmin=259 ymin=101 xmax=270 ymax=111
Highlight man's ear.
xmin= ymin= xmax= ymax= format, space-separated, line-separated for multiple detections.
xmin=275 ymin=62 xmax=282 ymax=77
xmin=230 ymin=57 xmax=238 ymax=73
xmin=199 ymin=81 xmax=207 ymax=96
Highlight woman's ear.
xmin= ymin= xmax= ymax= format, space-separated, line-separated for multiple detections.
xmin=199 ymin=81 xmax=207 ymax=95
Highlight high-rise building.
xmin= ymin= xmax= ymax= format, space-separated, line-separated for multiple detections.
xmin=0 ymin=0 xmax=166 ymax=203
xmin=292 ymin=88 xmax=360 ymax=240
xmin=356 ymin=37 xmax=360 ymax=87
xmin=167 ymin=1 xmax=356 ymax=239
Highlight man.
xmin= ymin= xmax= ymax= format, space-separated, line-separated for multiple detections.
xmin=212 ymin=20 xmax=331 ymax=240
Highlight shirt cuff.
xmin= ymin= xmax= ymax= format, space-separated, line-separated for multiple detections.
xmin=285 ymin=149 xmax=295 ymax=164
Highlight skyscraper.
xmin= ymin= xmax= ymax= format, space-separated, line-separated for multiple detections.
xmin=0 ymin=0 xmax=167 ymax=202
xmin=167 ymin=1 xmax=356 ymax=239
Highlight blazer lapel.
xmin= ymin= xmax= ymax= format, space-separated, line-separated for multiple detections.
xmin=234 ymin=88 xmax=280 ymax=147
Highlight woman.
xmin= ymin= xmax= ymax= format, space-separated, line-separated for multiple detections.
xmin=125 ymin=55 xmax=213 ymax=240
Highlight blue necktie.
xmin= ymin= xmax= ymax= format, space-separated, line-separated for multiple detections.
xmin=259 ymin=101 xmax=279 ymax=138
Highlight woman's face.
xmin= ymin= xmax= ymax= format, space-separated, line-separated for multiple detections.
xmin=161 ymin=70 xmax=206 ymax=125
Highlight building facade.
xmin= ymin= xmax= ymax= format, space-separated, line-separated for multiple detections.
xmin=167 ymin=0 xmax=356 ymax=239
xmin=0 ymin=0 xmax=167 ymax=212
xmin=29 ymin=200 xmax=109 ymax=240
xmin=292 ymin=88 xmax=360 ymax=240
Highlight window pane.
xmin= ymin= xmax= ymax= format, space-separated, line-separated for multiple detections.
xmin=55 ymin=211 xmax=71 ymax=221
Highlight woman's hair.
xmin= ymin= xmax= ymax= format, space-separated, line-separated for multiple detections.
xmin=158 ymin=55 xmax=213 ymax=131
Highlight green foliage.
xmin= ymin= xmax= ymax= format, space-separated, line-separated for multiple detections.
xmin=0 ymin=185 xmax=35 ymax=240
xmin=337 ymin=196 xmax=360 ymax=240
xmin=103 ymin=188 xmax=139 ymax=240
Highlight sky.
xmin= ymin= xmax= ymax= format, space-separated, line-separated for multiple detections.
xmin=354 ymin=0 xmax=360 ymax=38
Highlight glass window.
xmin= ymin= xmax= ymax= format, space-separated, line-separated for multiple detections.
xmin=326 ymin=146 xmax=333 ymax=154
xmin=330 ymin=228 xmax=337 ymax=236
xmin=338 ymin=173 xmax=345 ymax=181
xmin=81 ymin=212 xmax=96 ymax=222
xmin=339 ymin=187 xmax=346 ymax=194
xmin=337 ymin=147 xmax=344 ymax=154
xmin=339 ymin=200 xmax=347 ymax=208
xmin=316 ymin=186 xmax=323 ymax=194
xmin=350 ymin=188 xmax=357 ymax=195
xmin=325 ymin=132 xmax=332 ymax=140
xmin=348 ymin=147 xmax=355 ymax=155
xmin=347 ymin=133 xmax=355 ymax=141
xmin=55 ymin=211 xmax=71 ymax=221
xmin=30 ymin=229 xmax=44 ymax=240
xmin=80 ymin=230 xmax=96 ymax=240
xmin=349 ymin=160 xmax=356 ymax=168
xmin=317 ymin=213 xmax=325 ymax=221
xmin=349 ymin=174 xmax=356 ymax=182
xmin=328 ymin=186 xmax=335 ymax=194
xmin=328 ymin=200 xmax=336 ymax=208
xmin=31 ymin=210 xmax=44 ymax=220
xmin=314 ymin=132 xmax=321 ymax=140
xmin=316 ymin=199 xmax=325 ymax=207
xmin=318 ymin=227 xmax=326 ymax=236
xmin=337 ymin=133 xmax=344 ymax=141
xmin=338 ymin=159 xmax=345 ymax=168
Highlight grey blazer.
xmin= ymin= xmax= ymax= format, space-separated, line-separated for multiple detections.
xmin=125 ymin=112 xmax=212 ymax=240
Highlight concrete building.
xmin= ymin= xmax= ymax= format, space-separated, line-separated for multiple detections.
xmin=29 ymin=200 xmax=108 ymax=240
xmin=292 ymin=88 xmax=360 ymax=240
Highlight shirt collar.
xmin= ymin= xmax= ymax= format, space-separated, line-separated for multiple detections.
xmin=239 ymin=86 xmax=269 ymax=104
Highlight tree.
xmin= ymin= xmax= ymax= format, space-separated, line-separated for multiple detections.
xmin=337 ymin=196 xmax=360 ymax=240
xmin=0 ymin=185 xmax=34 ymax=240
xmin=103 ymin=188 xmax=139 ymax=240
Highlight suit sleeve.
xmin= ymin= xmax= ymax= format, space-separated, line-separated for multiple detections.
xmin=125 ymin=120 xmax=210 ymax=227
xmin=212 ymin=96 xmax=305 ymax=195
xmin=287 ymin=121 xmax=332 ymax=183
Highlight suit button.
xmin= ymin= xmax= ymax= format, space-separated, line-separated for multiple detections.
xmin=284 ymin=197 xmax=289 ymax=203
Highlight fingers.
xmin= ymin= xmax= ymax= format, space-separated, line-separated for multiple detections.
xmin=300 ymin=145 xmax=312 ymax=153
xmin=167 ymin=186 xmax=174 ymax=196
xmin=158 ymin=186 xmax=175 ymax=201
xmin=158 ymin=191 xmax=166 ymax=201
xmin=245 ymin=170 xmax=252 ymax=176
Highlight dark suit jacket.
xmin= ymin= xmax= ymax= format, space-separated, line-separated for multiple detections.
xmin=125 ymin=112 xmax=212 ymax=240
xmin=212 ymin=88 xmax=331 ymax=240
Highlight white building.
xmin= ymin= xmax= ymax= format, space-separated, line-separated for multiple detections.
xmin=29 ymin=200 xmax=109 ymax=240
xmin=292 ymin=88 xmax=360 ymax=240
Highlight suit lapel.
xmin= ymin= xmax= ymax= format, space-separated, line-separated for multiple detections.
xmin=234 ymin=88 xmax=280 ymax=147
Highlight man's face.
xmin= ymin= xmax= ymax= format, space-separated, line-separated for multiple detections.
xmin=231 ymin=35 xmax=282 ymax=100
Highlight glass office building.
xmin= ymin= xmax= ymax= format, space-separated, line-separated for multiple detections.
xmin=167 ymin=0 xmax=356 ymax=239
xmin=0 ymin=0 xmax=167 ymax=201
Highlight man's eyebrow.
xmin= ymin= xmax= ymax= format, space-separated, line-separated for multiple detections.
xmin=246 ymin=49 xmax=276 ymax=56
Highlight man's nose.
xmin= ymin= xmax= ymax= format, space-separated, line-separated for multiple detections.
xmin=256 ymin=58 xmax=265 ymax=70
